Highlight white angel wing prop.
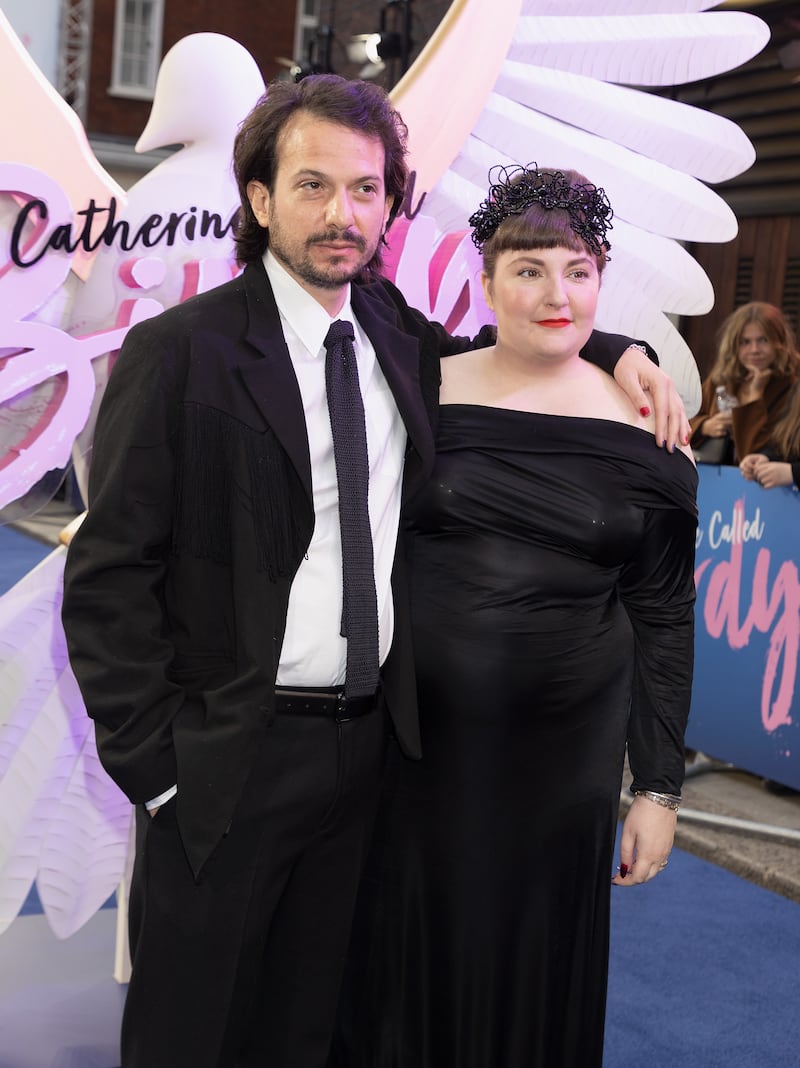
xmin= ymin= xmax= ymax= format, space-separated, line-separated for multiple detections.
xmin=0 ymin=9 xmax=125 ymax=282
xmin=0 ymin=25 xmax=265 ymax=515
xmin=0 ymin=544 xmax=131 ymax=939
xmin=0 ymin=29 xmax=267 ymax=939
xmin=390 ymin=0 xmax=770 ymax=412
xmin=0 ymin=12 xmax=128 ymax=521
xmin=66 ymin=32 xmax=266 ymax=502
xmin=0 ymin=30 xmax=264 ymax=940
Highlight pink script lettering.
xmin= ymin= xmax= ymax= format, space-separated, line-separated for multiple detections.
xmin=695 ymin=497 xmax=799 ymax=732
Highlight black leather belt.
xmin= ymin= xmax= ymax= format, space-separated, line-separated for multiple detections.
xmin=274 ymin=686 xmax=378 ymax=721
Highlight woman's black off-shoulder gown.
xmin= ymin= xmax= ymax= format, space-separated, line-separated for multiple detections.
xmin=347 ymin=405 xmax=698 ymax=1068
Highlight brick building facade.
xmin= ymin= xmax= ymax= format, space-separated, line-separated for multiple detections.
xmin=82 ymin=0 xmax=297 ymax=183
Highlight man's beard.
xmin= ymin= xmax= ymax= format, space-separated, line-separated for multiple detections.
xmin=268 ymin=221 xmax=376 ymax=290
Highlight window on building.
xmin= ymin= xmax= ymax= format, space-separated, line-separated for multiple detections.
xmin=295 ymin=0 xmax=321 ymax=69
xmin=110 ymin=0 xmax=164 ymax=99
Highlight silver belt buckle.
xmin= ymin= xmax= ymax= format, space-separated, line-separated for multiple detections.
xmin=335 ymin=693 xmax=350 ymax=721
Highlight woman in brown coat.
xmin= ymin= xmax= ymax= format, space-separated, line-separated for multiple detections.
xmin=690 ymin=302 xmax=799 ymax=464
xmin=740 ymin=381 xmax=800 ymax=490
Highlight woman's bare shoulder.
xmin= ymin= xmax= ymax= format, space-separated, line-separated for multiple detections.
xmin=440 ymin=346 xmax=494 ymax=403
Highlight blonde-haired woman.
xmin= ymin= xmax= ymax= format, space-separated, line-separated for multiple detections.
xmin=690 ymin=302 xmax=799 ymax=464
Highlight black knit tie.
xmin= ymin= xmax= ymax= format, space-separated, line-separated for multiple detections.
xmin=324 ymin=319 xmax=380 ymax=698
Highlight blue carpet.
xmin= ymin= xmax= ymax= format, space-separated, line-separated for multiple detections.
xmin=19 ymin=883 xmax=116 ymax=918
xmin=0 ymin=522 xmax=53 ymax=594
xmin=605 ymin=845 xmax=800 ymax=1067
xmin=5 ymin=843 xmax=797 ymax=1067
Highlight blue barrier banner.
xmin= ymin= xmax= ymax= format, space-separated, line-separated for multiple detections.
xmin=688 ymin=465 xmax=800 ymax=789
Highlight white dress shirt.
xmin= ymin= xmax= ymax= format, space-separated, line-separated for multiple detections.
xmin=266 ymin=252 xmax=407 ymax=687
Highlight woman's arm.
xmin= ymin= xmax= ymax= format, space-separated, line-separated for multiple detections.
xmin=614 ymin=500 xmax=698 ymax=886
xmin=743 ymin=457 xmax=796 ymax=489
xmin=731 ymin=374 xmax=797 ymax=459
xmin=689 ymin=376 xmax=731 ymax=445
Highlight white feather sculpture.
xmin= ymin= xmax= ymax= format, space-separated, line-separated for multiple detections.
xmin=0 ymin=539 xmax=131 ymax=938
xmin=390 ymin=0 xmax=769 ymax=411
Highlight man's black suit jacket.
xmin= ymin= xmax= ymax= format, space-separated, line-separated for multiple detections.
xmin=61 ymin=260 xmax=642 ymax=876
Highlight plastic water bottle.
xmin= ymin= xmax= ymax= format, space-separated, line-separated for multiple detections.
xmin=715 ymin=385 xmax=739 ymax=412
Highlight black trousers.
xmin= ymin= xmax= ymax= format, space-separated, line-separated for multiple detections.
xmin=121 ymin=705 xmax=388 ymax=1068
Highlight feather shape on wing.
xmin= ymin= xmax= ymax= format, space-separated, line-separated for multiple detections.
xmin=391 ymin=1 xmax=770 ymax=413
xmin=0 ymin=548 xmax=130 ymax=938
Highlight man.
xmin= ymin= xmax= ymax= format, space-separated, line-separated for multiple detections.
xmin=61 ymin=74 xmax=687 ymax=1068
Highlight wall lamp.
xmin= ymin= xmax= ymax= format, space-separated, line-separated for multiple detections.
xmin=347 ymin=32 xmax=404 ymax=79
xmin=348 ymin=0 xmax=413 ymax=81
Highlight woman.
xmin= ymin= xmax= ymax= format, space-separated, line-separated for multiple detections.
xmin=739 ymin=381 xmax=800 ymax=490
xmin=342 ymin=165 xmax=698 ymax=1068
xmin=689 ymin=302 xmax=799 ymax=464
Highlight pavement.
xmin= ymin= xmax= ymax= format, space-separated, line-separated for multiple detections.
xmin=11 ymin=499 xmax=79 ymax=547
xmin=11 ymin=501 xmax=800 ymax=907
xmin=621 ymin=757 xmax=800 ymax=904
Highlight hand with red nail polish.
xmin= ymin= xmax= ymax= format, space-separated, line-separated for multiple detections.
xmin=612 ymin=345 xmax=690 ymax=449
xmin=612 ymin=861 xmax=631 ymax=885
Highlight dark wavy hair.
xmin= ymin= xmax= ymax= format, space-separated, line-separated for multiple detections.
xmin=232 ymin=74 xmax=409 ymax=276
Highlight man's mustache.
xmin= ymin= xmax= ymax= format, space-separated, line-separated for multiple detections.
xmin=307 ymin=230 xmax=367 ymax=252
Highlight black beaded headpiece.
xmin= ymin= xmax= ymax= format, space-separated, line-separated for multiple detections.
xmin=468 ymin=163 xmax=613 ymax=257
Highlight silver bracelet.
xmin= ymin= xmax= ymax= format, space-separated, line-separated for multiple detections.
xmin=632 ymin=789 xmax=681 ymax=812
xmin=626 ymin=343 xmax=650 ymax=357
